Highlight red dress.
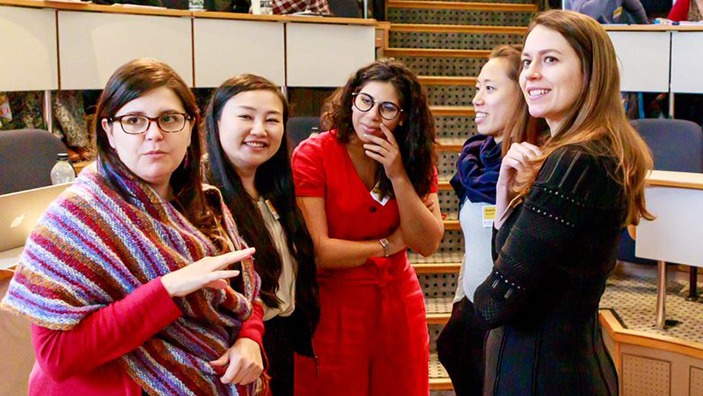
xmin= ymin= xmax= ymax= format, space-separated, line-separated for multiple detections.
xmin=291 ymin=131 xmax=433 ymax=396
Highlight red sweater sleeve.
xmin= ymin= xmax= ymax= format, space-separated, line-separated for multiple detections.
xmin=238 ymin=301 xmax=264 ymax=346
xmin=31 ymin=278 xmax=182 ymax=381
xmin=668 ymin=0 xmax=690 ymax=21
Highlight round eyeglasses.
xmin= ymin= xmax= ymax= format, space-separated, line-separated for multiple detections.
xmin=107 ymin=113 xmax=192 ymax=135
xmin=352 ymin=92 xmax=403 ymax=121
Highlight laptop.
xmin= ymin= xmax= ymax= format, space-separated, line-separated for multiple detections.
xmin=0 ymin=183 xmax=72 ymax=268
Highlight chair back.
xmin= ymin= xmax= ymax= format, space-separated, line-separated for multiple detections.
xmin=619 ymin=119 xmax=703 ymax=264
xmin=0 ymin=269 xmax=34 ymax=396
xmin=287 ymin=116 xmax=320 ymax=150
xmin=631 ymin=118 xmax=703 ymax=173
xmin=0 ymin=129 xmax=68 ymax=194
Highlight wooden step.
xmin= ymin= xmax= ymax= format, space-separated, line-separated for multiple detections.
xmin=437 ymin=137 xmax=465 ymax=151
xmin=414 ymin=263 xmax=462 ymax=273
xmin=444 ymin=219 xmax=460 ymax=230
xmin=410 ymin=252 xmax=463 ymax=273
xmin=419 ymin=75 xmax=477 ymax=86
xmin=431 ymin=105 xmax=475 ymax=117
xmin=390 ymin=22 xmax=527 ymax=34
xmin=426 ymin=295 xmax=453 ymax=324
xmin=387 ymin=0 xmax=537 ymax=11
xmin=385 ymin=47 xmax=490 ymax=59
xmin=429 ymin=352 xmax=453 ymax=390
xmin=438 ymin=179 xmax=451 ymax=190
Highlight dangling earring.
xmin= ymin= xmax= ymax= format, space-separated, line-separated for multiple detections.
xmin=183 ymin=151 xmax=190 ymax=168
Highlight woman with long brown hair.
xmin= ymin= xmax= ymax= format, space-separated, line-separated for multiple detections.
xmin=474 ymin=10 xmax=652 ymax=395
xmin=437 ymin=44 xmax=545 ymax=396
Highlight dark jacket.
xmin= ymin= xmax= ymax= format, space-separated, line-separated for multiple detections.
xmin=475 ymin=144 xmax=622 ymax=396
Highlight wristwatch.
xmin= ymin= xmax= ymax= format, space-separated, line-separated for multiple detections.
xmin=379 ymin=238 xmax=390 ymax=257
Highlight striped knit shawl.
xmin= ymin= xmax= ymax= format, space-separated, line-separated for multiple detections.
xmin=1 ymin=160 xmax=260 ymax=395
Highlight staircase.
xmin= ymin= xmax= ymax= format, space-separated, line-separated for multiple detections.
xmin=380 ymin=0 xmax=538 ymax=392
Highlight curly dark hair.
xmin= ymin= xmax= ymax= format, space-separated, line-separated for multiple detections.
xmin=321 ymin=58 xmax=437 ymax=198
xmin=204 ymin=74 xmax=319 ymax=330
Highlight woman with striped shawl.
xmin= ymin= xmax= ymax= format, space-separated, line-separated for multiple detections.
xmin=1 ymin=59 xmax=267 ymax=395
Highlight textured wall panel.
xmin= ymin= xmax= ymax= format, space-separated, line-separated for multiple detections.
xmin=622 ymin=354 xmax=670 ymax=396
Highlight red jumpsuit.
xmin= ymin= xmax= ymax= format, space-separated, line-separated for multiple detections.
xmin=291 ymin=131 xmax=432 ymax=396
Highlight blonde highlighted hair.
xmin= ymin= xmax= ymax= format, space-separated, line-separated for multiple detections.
xmin=520 ymin=10 xmax=653 ymax=225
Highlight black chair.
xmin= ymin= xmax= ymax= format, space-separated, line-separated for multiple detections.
xmin=287 ymin=116 xmax=320 ymax=150
xmin=0 ymin=129 xmax=69 ymax=195
xmin=328 ymin=0 xmax=361 ymax=17
xmin=618 ymin=119 xmax=703 ymax=295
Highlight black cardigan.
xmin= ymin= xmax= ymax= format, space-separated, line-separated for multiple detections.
xmin=475 ymin=143 xmax=623 ymax=396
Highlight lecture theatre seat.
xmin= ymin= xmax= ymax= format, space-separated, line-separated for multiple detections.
xmin=0 ymin=129 xmax=68 ymax=195
xmin=287 ymin=116 xmax=320 ymax=149
xmin=618 ymin=119 xmax=703 ymax=266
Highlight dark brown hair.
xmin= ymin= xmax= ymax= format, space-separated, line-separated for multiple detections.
xmin=93 ymin=58 xmax=225 ymax=244
xmin=521 ymin=10 xmax=653 ymax=225
xmin=204 ymin=74 xmax=319 ymax=325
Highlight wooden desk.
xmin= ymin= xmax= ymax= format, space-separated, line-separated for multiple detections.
xmin=671 ymin=31 xmax=703 ymax=94
xmin=0 ymin=5 xmax=58 ymax=91
xmin=0 ymin=0 xmax=377 ymax=91
xmin=636 ymin=170 xmax=703 ymax=328
xmin=58 ymin=10 xmax=193 ymax=89
xmin=604 ymin=25 xmax=703 ymax=96
xmin=606 ymin=30 xmax=669 ymax=92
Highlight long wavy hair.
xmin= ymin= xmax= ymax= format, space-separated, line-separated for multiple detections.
xmin=322 ymin=58 xmax=437 ymax=198
xmin=204 ymin=74 xmax=319 ymax=324
xmin=492 ymin=44 xmax=547 ymax=155
xmin=94 ymin=58 xmax=226 ymax=246
xmin=519 ymin=10 xmax=653 ymax=225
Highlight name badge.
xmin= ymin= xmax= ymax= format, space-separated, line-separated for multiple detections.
xmin=370 ymin=183 xmax=390 ymax=206
xmin=264 ymin=199 xmax=280 ymax=220
xmin=482 ymin=205 xmax=496 ymax=228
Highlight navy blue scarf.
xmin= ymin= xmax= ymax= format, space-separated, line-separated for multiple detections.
xmin=450 ymin=134 xmax=502 ymax=205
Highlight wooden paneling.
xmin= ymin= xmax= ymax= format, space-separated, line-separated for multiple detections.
xmin=193 ymin=18 xmax=284 ymax=87
xmin=637 ymin=184 xmax=703 ymax=266
xmin=58 ymin=11 xmax=192 ymax=89
xmin=286 ymin=22 xmax=375 ymax=87
xmin=0 ymin=6 xmax=58 ymax=91
xmin=607 ymin=31 xmax=670 ymax=93
xmin=671 ymin=32 xmax=703 ymax=94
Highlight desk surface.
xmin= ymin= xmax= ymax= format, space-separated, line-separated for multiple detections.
xmin=605 ymin=24 xmax=703 ymax=32
xmin=647 ymin=170 xmax=703 ymax=190
xmin=0 ymin=247 xmax=22 ymax=270
xmin=0 ymin=0 xmax=377 ymax=25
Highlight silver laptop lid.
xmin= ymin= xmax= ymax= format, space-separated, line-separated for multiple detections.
xmin=0 ymin=183 xmax=72 ymax=253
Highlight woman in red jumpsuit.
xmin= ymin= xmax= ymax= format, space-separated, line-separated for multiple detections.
xmin=291 ymin=59 xmax=444 ymax=396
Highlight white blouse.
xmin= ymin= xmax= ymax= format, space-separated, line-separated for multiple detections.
xmin=454 ymin=197 xmax=495 ymax=303
xmin=257 ymin=197 xmax=297 ymax=321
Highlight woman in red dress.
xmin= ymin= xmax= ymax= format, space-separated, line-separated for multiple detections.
xmin=291 ymin=59 xmax=444 ymax=396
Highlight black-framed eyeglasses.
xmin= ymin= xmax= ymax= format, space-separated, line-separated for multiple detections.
xmin=352 ymin=92 xmax=403 ymax=121
xmin=107 ymin=112 xmax=192 ymax=135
